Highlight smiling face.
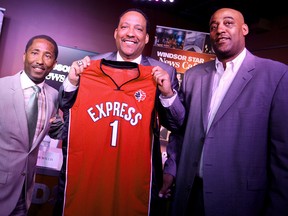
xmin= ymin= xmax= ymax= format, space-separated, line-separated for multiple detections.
xmin=114 ymin=11 xmax=149 ymax=61
xmin=23 ymin=38 xmax=57 ymax=84
xmin=209 ymin=8 xmax=249 ymax=62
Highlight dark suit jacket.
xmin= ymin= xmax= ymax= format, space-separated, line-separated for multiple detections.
xmin=58 ymin=52 xmax=184 ymax=215
xmin=171 ymin=50 xmax=288 ymax=216
xmin=0 ymin=71 xmax=61 ymax=216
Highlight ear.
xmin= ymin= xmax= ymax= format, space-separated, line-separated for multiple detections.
xmin=145 ymin=33 xmax=149 ymax=45
xmin=114 ymin=28 xmax=118 ymax=40
xmin=23 ymin=53 xmax=26 ymax=63
xmin=242 ymin=24 xmax=249 ymax=36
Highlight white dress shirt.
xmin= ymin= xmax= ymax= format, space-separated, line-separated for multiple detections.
xmin=198 ymin=48 xmax=247 ymax=177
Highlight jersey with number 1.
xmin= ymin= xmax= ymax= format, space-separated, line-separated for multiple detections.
xmin=64 ymin=59 xmax=157 ymax=216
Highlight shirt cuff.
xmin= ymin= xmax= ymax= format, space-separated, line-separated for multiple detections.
xmin=63 ymin=77 xmax=78 ymax=92
xmin=159 ymin=89 xmax=177 ymax=107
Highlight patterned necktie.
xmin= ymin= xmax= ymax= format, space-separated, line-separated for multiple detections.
xmin=26 ymin=85 xmax=41 ymax=147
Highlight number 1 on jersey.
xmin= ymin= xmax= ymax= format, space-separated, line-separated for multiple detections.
xmin=110 ymin=120 xmax=119 ymax=147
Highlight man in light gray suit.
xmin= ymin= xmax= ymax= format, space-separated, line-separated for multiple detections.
xmin=170 ymin=8 xmax=288 ymax=216
xmin=0 ymin=35 xmax=63 ymax=216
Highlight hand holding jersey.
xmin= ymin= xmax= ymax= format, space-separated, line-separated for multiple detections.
xmin=69 ymin=56 xmax=174 ymax=99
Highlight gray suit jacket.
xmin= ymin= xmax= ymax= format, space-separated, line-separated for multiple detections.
xmin=0 ymin=71 xmax=60 ymax=216
xmin=171 ymin=50 xmax=288 ymax=216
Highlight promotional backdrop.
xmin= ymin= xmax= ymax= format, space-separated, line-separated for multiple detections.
xmin=151 ymin=25 xmax=215 ymax=74
xmin=45 ymin=45 xmax=98 ymax=91
xmin=151 ymin=25 xmax=216 ymax=160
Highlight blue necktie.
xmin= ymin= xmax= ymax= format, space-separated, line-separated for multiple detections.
xmin=26 ymin=85 xmax=41 ymax=147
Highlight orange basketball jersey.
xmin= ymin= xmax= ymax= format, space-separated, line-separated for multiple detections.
xmin=63 ymin=59 xmax=157 ymax=216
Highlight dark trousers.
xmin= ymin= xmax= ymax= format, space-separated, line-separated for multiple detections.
xmin=186 ymin=176 xmax=205 ymax=216
xmin=53 ymin=139 xmax=67 ymax=216
xmin=10 ymin=184 xmax=27 ymax=216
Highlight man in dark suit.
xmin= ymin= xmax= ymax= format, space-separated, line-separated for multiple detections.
xmin=54 ymin=8 xmax=184 ymax=216
xmin=170 ymin=8 xmax=288 ymax=216
xmin=0 ymin=35 xmax=63 ymax=216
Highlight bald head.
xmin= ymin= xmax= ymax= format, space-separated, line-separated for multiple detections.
xmin=209 ymin=8 xmax=249 ymax=62
xmin=210 ymin=8 xmax=245 ymax=26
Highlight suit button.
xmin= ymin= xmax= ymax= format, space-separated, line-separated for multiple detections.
xmin=21 ymin=173 xmax=25 ymax=176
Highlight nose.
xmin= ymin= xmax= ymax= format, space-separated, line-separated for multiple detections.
xmin=36 ymin=54 xmax=44 ymax=64
xmin=126 ymin=27 xmax=135 ymax=37
xmin=216 ymin=23 xmax=225 ymax=33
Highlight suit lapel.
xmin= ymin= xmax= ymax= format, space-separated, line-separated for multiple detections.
xmin=100 ymin=52 xmax=116 ymax=61
xmin=11 ymin=73 xmax=30 ymax=144
xmin=201 ymin=63 xmax=215 ymax=130
xmin=211 ymin=54 xmax=255 ymax=127
xmin=43 ymin=84 xmax=51 ymax=129
xmin=140 ymin=56 xmax=150 ymax=66
xmin=107 ymin=52 xmax=117 ymax=61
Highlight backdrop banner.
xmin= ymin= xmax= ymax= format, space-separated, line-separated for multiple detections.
xmin=151 ymin=25 xmax=215 ymax=73
xmin=151 ymin=26 xmax=216 ymax=162
xmin=45 ymin=45 xmax=98 ymax=91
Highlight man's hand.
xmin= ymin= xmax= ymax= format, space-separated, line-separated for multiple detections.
xmin=152 ymin=66 xmax=174 ymax=97
xmin=68 ymin=56 xmax=91 ymax=86
xmin=158 ymin=173 xmax=174 ymax=199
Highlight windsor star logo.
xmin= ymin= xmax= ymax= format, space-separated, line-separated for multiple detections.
xmin=134 ymin=89 xmax=146 ymax=102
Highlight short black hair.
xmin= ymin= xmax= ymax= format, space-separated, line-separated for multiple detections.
xmin=118 ymin=8 xmax=150 ymax=34
xmin=25 ymin=34 xmax=58 ymax=59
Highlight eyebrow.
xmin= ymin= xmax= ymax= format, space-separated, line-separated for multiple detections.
xmin=223 ymin=16 xmax=234 ymax=20
xmin=209 ymin=16 xmax=235 ymax=25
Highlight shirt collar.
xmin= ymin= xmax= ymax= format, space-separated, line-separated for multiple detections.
xmin=116 ymin=52 xmax=142 ymax=64
xmin=215 ymin=48 xmax=247 ymax=73
xmin=20 ymin=70 xmax=44 ymax=90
